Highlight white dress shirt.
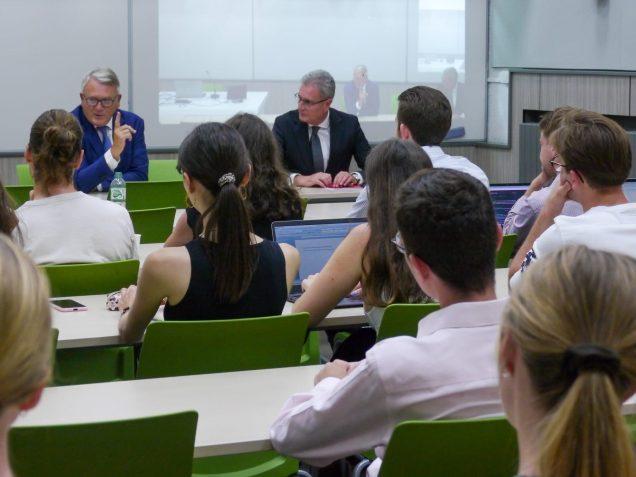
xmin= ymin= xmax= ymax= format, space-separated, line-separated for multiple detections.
xmin=270 ymin=298 xmax=507 ymax=476
xmin=348 ymin=145 xmax=488 ymax=218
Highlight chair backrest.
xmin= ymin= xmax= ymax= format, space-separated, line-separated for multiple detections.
xmin=9 ymin=411 xmax=198 ymax=477
xmin=496 ymin=234 xmax=517 ymax=268
xmin=148 ymin=159 xmax=181 ymax=181
xmin=5 ymin=185 xmax=32 ymax=207
xmin=129 ymin=207 xmax=176 ymax=244
xmin=42 ymin=259 xmax=139 ymax=296
xmin=137 ymin=313 xmax=309 ymax=379
xmin=16 ymin=163 xmax=34 ymax=186
xmin=300 ymin=197 xmax=309 ymax=219
xmin=126 ymin=180 xmax=187 ymax=210
xmin=376 ymin=303 xmax=440 ymax=342
xmin=379 ymin=418 xmax=518 ymax=477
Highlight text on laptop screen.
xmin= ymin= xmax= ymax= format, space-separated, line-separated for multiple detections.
xmin=272 ymin=220 xmax=365 ymax=290
xmin=489 ymin=185 xmax=528 ymax=225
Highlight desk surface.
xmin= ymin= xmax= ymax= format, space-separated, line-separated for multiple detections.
xmin=297 ymin=187 xmax=361 ymax=202
xmin=14 ymin=365 xmax=320 ymax=458
xmin=303 ymin=202 xmax=354 ymax=220
xmin=52 ymin=268 xmax=510 ymax=350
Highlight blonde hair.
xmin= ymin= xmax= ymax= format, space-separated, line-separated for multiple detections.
xmin=29 ymin=109 xmax=83 ymax=194
xmin=504 ymin=245 xmax=636 ymax=477
xmin=0 ymin=235 xmax=51 ymax=409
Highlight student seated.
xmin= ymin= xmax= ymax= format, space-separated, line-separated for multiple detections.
xmin=0 ymin=179 xmax=18 ymax=236
xmin=165 ymin=113 xmax=303 ymax=245
xmin=14 ymin=109 xmax=136 ymax=264
xmin=118 ymin=123 xmax=300 ymax=343
xmin=500 ymin=245 xmax=636 ymax=477
xmin=503 ymin=106 xmax=582 ymax=244
xmin=293 ymin=138 xmax=432 ymax=331
xmin=510 ymin=109 xmax=636 ymax=284
xmin=270 ymin=169 xmax=505 ymax=476
xmin=0 ymin=235 xmax=52 ymax=477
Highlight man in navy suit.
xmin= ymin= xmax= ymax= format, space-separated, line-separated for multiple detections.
xmin=71 ymin=68 xmax=148 ymax=193
xmin=273 ymin=70 xmax=370 ymax=188
xmin=344 ymin=65 xmax=380 ymax=117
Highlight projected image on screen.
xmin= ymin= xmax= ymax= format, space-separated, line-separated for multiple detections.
xmin=158 ymin=0 xmax=482 ymax=142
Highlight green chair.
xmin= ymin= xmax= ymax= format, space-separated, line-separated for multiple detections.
xmin=16 ymin=163 xmax=34 ymax=186
xmin=300 ymin=197 xmax=309 ymax=219
xmin=300 ymin=330 xmax=321 ymax=365
xmin=129 ymin=206 xmax=176 ymax=244
xmin=50 ymin=328 xmax=59 ymax=369
xmin=9 ymin=411 xmax=198 ymax=477
xmin=376 ymin=303 xmax=441 ymax=342
xmin=126 ymin=180 xmax=187 ymax=210
xmin=53 ymin=346 xmax=135 ymax=386
xmin=136 ymin=313 xmax=309 ymax=379
xmin=41 ymin=259 xmax=139 ymax=297
xmin=5 ymin=185 xmax=32 ymax=207
xmin=625 ymin=414 xmax=636 ymax=443
xmin=354 ymin=418 xmax=518 ymax=477
xmin=149 ymin=159 xmax=181 ymax=181
xmin=496 ymin=234 xmax=517 ymax=268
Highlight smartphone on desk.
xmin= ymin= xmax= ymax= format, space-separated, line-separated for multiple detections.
xmin=50 ymin=299 xmax=87 ymax=312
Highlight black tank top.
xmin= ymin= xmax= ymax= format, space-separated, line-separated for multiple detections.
xmin=163 ymin=238 xmax=287 ymax=321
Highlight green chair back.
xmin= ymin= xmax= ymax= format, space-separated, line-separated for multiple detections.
xmin=137 ymin=313 xmax=309 ymax=379
xmin=42 ymin=259 xmax=139 ymax=297
xmin=376 ymin=303 xmax=441 ymax=342
xmin=50 ymin=328 xmax=59 ymax=370
xmin=126 ymin=180 xmax=187 ymax=210
xmin=53 ymin=347 xmax=135 ymax=386
xmin=148 ymin=159 xmax=181 ymax=181
xmin=378 ymin=418 xmax=518 ymax=477
xmin=496 ymin=234 xmax=517 ymax=268
xmin=5 ymin=185 xmax=32 ymax=207
xmin=10 ymin=411 xmax=198 ymax=477
xmin=129 ymin=206 xmax=176 ymax=244
xmin=16 ymin=163 xmax=34 ymax=186
xmin=301 ymin=197 xmax=309 ymax=218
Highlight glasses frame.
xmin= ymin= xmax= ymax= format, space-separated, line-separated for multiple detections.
xmin=294 ymin=92 xmax=330 ymax=107
xmin=549 ymin=153 xmax=585 ymax=183
xmin=392 ymin=231 xmax=408 ymax=256
xmin=81 ymin=94 xmax=120 ymax=108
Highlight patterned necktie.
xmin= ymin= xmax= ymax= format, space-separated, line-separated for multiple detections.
xmin=98 ymin=126 xmax=112 ymax=153
xmin=310 ymin=126 xmax=324 ymax=173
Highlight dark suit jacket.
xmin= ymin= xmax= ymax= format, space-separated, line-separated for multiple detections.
xmin=344 ymin=80 xmax=380 ymax=116
xmin=272 ymin=108 xmax=370 ymax=176
xmin=71 ymin=106 xmax=149 ymax=193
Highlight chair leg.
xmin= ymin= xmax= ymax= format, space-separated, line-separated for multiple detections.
xmin=352 ymin=459 xmax=371 ymax=477
xmin=295 ymin=471 xmax=312 ymax=477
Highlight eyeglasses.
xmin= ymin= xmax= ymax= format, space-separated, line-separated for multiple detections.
xmin=392 ymin=231 xmax=408 ymax=255
xmin=82 ymin=95 xmax=120 ymax=107
xmin=549 ymin=154 xmax=567 ymax=173
xmin=294 ymin=93 xmax=330 ymax=107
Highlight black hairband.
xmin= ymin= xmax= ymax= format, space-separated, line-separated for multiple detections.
xmin=562 ymin=344 xmax=621 ymax=382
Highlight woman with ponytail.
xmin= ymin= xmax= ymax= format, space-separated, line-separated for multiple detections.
xmin=499 ymin=245 xmax=636 ymax=477
xmin=15 ymin=109 xmax=135 ymax=264
xmin=118 ymin=123 xmax=300 ymax=343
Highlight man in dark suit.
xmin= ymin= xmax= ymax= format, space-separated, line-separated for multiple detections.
xmin=344 ymin=65 xmax=380 ymax=117
xmin=71 ymin=68 xmax=148 ymax=193
xmin=273 ymin=70 xmax=370 ymax=188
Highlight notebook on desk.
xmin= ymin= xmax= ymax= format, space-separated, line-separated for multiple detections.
xmin=272 ymin=218 xmax=366 ymax=308
xmin=489 ymin=183 xmax=529 ymax=226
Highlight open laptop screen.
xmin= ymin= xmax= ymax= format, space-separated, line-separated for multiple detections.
xmin=489 ymin=184 xmax=529 ymax=225
xmin=271 ymin=218 xmax=366 ymax=294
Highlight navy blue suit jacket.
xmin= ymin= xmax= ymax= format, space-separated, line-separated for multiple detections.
xmin=71 ymin=106 xmax=148 ymax=192
xmin=272 ymin=108 xmax=370 ymax=176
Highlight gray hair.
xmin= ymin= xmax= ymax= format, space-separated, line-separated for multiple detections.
xmin=301 ymin=70 xmax=335 ymax=99
xmin=81 ymin=68 xmax=120 ymax=91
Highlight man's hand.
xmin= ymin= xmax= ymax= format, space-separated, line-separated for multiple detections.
xmin=314 ymin=359 xmax=357 ymax=385
xmin=541 ymin=179 xmax=571 ymax=220
xmin=301 ymin=273 xmax=319 ymax=292
xmin=294 ymin=172 xmax=333 ymax=188
xmin=111 ymin=112 xmax=136 ymax=161
xmin=332 ymin=171 xmax=357 ymax=188
xmin=525 ymin=170 xmax=551 ymax=196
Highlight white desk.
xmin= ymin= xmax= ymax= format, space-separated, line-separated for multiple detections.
xmin=298 ymin=187 xmax=361 ymax=202
xmin=14 ymin=365 xmax=320 ymax=458
xmin=159 ymin=91 xmax=268 ymax=125
xmin=303 ymin=202 xmax=354 ymax=220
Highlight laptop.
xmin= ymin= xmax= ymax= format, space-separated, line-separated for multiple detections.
xmin=489 ymin=183 xmax=529 ymax=225
xmin=271 ymin=218 xmax=366 ymax=308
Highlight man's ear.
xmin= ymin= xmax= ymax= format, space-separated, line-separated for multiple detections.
xmin=398 ymin=123 xmax=412 ymax=141
xmin=18 ymin=386 xmax=45 ymax=412
xmin=406 ymin=253 xmax=431 ymax=293
xmin=495 ymin=223 xmax=503 ymax=253
xmin=241 ymin=163 xmax=252 ymax=187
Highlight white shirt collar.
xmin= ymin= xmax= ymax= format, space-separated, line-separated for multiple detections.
xmin=422 ymin=145 xmax=445 ymax=160
xmin=313 ymin=111 xmax=330 ymax=130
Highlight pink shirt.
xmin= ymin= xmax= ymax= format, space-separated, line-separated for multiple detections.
xmin=270 ymin=298 xmax=507 ymax=476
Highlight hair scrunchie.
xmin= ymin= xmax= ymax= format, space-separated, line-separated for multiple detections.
xmin=218 ymin=172 xmax=236 ymax=188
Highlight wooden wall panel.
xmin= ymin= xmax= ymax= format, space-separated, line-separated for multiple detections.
xmin=539 ymin=75 xmax=630 ymax=115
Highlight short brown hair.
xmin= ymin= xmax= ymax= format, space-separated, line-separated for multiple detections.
xmin=551 ymin=109 xmax=631 ymax=188
xmin=397 ymin=86 xmax=451 ymax=146
xmin=538 ymin=106 xmax=578 ymax=138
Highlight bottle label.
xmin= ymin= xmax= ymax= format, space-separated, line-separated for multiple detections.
xmin=111 ymin=187 xmax=126 ymax=202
